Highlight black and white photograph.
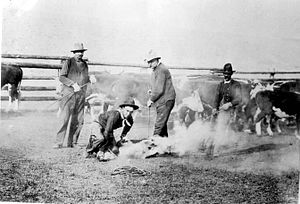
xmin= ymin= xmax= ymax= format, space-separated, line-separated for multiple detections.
xmin=1 ymin=0 xmax=300 ymax=203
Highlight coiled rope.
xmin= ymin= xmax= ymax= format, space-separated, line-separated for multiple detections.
xmin=111 ymin=166 xmax=151 ymax=176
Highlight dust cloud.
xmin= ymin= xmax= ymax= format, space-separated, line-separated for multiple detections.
xmin=119 ymin=112 xmax=242 ymax=159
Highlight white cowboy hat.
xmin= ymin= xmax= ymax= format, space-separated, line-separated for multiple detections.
xmin=144 ymin=50 xmax=161 ymax=63
xmin=71 ymin=43 xmax=87 ymax=52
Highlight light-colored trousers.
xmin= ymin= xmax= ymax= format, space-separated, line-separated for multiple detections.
xmin=56 ymin=92 xmax=85 ymax=147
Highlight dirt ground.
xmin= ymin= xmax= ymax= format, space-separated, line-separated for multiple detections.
xmin=0 ymin=105 xmax=299 ymax=203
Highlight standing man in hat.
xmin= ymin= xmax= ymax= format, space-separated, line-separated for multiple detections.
xmin=207 ymin=63 xmax=242 ymax=159
xmin=54 ymin=43 xmax=96 ymax=149
xmin=213 ymin=63 xmax=242 ymax=114
xmin=145 ymin=50 xmax=176 ymax=137
xmin=86 ymin=98 xmax=139 ymax=161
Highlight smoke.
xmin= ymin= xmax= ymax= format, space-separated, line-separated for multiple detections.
xmin=171 ymin=113 xmax=240 ymax=156
xmin=119 ymin=112 xmax=242 ymax=159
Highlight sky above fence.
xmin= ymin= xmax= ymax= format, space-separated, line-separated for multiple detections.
xmin=1 ymin=0 xmax=300 ymax=72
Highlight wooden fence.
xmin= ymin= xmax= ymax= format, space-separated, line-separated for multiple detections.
xmin=2 ymin=53 xmax=300 ymax=101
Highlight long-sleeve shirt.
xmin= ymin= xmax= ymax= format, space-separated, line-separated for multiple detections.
xmin=214 ymin=79 xmax=242 ymax=109
xmin=97 ymin=110 xmax=133 ymax=138
xmin=59 ymin=57 xmax=90 ymax=94
xmin=150 ymin=63 xmax=176 ymax=105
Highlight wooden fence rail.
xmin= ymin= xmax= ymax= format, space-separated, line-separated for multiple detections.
xmin=1 ymin=96 xmax=56 ymax=101
xmin=2 ymin=53 xmax=300 ymax=102
xmin=2 ymin=53 xmax=71 ymax=60
xmin=2 ymin=86 xmax=56 ymax=91
xmin=3 ymin=54 xmax=300 ymax=74
xmin=2 ymin=53 xmax=220 ymax=70
xmin=2 ymin=62 xmax=62 ymax=69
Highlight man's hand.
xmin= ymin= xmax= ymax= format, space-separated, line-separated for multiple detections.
xmin=120 ymin=134 xmax=128 ymax=143
xmin=72 ymin=83 xmax=80 ymax=92
xmin=212 ymin=108 xmax=218 ymax=115
xmin=220 ymin=102 xmax=232 ymax=111
xmin=90 ymin=75 xmax=97 ymax=84
xmin=147 ymin=100 xmax=153 ymax=107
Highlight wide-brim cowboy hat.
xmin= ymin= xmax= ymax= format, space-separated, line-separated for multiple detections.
xmin=144 ymin=49 xmax=161 ymax=63
xmin=119 ymin=98 xmax=139 ymax=110
xmin=71 ymin=43 xmax=87 ymax=52
xmin=223 ymin=63 xmax=236 ymax=74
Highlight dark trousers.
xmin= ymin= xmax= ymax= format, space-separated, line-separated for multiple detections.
xmin=154 ymin=100 xmax=175 ymax=137
xmin=86 ymin=128 xmax=118 ymax=154
xmin=56 ymin=92 xmax=85 ymax=147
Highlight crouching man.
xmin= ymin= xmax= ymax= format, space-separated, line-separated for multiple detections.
xmin=86 ymin=98 xmax=139 ymax=161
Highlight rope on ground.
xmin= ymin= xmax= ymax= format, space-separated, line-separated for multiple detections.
xmin=111 ymin=166 xmax=151 ymax=177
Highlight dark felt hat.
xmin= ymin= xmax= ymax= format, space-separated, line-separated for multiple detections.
xmin=223 ymin=63 xmax=235 ymax=74
xmin=119 ymin=98 xmax=139 ymax=110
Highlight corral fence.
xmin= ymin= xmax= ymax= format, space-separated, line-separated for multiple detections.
xmin=1 ymin=53 xmax=300 ymax=101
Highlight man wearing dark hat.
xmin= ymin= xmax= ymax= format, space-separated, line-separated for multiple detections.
xmin=145 ymin=50 xmax=176 ymax=137
xmin=207 ymin=63 xmax=242 ymax=159
xmin=54 ymin=43 xmax=96 ymax=149
xmin=86 ymin=98 xmax=139 ymax=161
xmin=213 ymin=63 xmax=242 ymax=113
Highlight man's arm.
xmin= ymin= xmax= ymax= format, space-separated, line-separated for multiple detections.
xmin=59 ymin=59 xmax=75 ymax=86
xmin=214 ymin=83 xmax=222 ymax=110
xmin=150 ymin=69 xmax=166 ymax=103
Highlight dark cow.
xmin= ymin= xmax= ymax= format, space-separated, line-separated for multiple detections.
xmin=1 ymin=64 xmax=23 ymax=111
xmin=254 ymin=90 xmax=300 ymax=136
xmin=273 ymin=80 xmax=300 ymax=94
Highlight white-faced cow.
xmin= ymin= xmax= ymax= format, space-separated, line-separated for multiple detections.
xmin=1 ymin=64 xmax=23 ymax=111
xmin=242 ymin=81 xmax=274 ymax=134
xmin=176 ymin=90 xmax=204 ymax=128
xmin=254 ymin=90 xmax=300 ymax=136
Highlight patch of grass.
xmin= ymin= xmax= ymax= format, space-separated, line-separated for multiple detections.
xmin=115 ymin=164 xmax=299 ymax=203
xmin=0 ymin=148 xmax=59 ymax=203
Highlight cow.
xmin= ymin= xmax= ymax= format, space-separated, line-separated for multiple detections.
xmin=176 ymin=90 xmax=204 ymax=128
xmin=91 ymin=72 xmax=150 ymax=106
xmin=273 ymin=80 xmax=300 ymax=94
xmin=243 ymin=81 xmax=299 ymax=136
xmin=174 ymin=75 xmax=254 ymax=131
xmin=74 ymin=72 xmax=150 ymax=121
xmin=254 ymin=90 xmax=300 ymax=137
xmin=1 ymin=64 xmax=23 ymax=111
xmin=242 ymin=80 xmax=274 ymax=134
xmin=196 ymin=77 xmax=252 ymax=131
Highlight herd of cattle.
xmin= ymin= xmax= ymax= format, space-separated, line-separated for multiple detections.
xmin=2 ymin=64 xmax=300 ymax=137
